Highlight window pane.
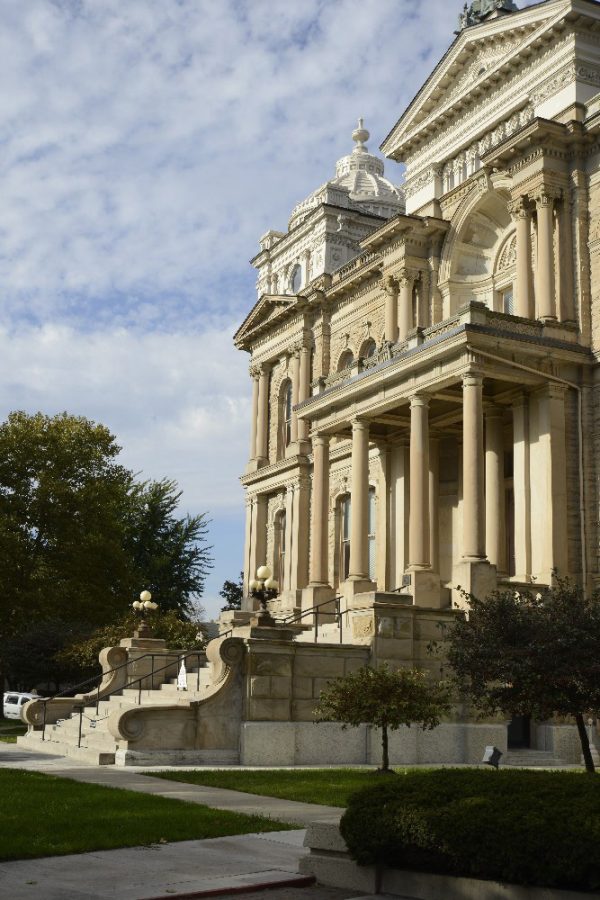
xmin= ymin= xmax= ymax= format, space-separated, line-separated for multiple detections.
xmin=368 ymin=488 xmax=376 ymax=535
xmin=342 ymin=496 xmax=351 ymax=540
xmin=368 ymin=536 xmax=376 ymax=581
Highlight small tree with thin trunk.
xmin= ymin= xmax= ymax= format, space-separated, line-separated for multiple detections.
xmin=444 ymin=578 xmax=600 ymax=774
xmin=314 ymin=664 xmax=452 ymax=772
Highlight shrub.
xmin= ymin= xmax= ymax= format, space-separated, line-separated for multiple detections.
xmin=340 ymin=769 xmax=600 ymax=891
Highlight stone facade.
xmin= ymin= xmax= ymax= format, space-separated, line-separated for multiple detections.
xmin=232 ymin=0 xmax=600 ymax=764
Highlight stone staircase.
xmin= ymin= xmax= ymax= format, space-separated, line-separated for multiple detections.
xmin=19 ymin=660 xmax=211 ymax=765
xmin=503 ymin=749 xmax=569 ymax=767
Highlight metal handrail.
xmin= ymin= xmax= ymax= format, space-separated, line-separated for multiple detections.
xmin=62 ymin=647 xmax=207 ymax=749
xmin=40 ymin=646 xmax=204 ymax=742
xmin=279 ymin=595 xmax=345 ymax=644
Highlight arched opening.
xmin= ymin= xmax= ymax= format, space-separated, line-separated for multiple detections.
xmin=359 ymin=338 xmax=376 ymax=359
xmin=337 ymin=350 xmax=354 ymax=371
xmin=290 ymin=264 xmax=302 ymax=293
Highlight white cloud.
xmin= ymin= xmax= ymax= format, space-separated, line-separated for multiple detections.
xmin=0 ymin=0 xmax=539 ymax=612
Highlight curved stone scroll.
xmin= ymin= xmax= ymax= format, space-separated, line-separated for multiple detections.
xmin=108 ymin=636 xmax=246 ymax=751
xmin=23 ymin=645 xmax=129 ymax=728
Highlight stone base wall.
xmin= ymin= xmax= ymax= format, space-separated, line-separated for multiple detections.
xmin=239 ymin=721 xmax=507 ymax=767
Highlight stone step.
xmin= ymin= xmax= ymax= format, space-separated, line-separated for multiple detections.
xmin=504 ymin=750 xmax=567 ymax=767
xmin=17 ymin=732 xmax=115 ymax=765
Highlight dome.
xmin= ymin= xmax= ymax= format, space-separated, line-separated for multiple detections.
xmin=289 ymin=119 xmax=404 ymax=229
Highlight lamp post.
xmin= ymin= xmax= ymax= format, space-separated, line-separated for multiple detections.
xmin=249 ymin=565 xmax=279 ymax=626
xmin=132 ymin=589 xmax=158 ymax=638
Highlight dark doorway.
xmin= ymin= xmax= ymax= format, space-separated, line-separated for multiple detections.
xmin=508 ymin=715 xmax=531 ymax=749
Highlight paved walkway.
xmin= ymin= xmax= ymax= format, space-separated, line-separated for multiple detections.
xmin=0 ymin=745 xmax=350 ymax=900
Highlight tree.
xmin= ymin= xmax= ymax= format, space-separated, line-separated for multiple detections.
xmin=58 ymin=609 xmax=206 ymax=675
xmin=314 ymin=664 xmax=452 ymax=772
xmin=0 ymin=411 xmax=212 ymax=705
xmin=444 ymin=580 xmax=600 ymax=774
xmin=220 ymin=571 xmax=244 ymax=611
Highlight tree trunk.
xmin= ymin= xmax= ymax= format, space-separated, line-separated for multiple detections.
xmin=575 ymin=712 xmax=596 ymax=774
xmin=381 ymin=724 xmax=389 ymax=772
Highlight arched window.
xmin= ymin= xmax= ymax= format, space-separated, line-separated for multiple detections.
xmin=360 ymin=339 xmax=376 ymax=359
xmin=278 ymin=380 xmax=293 ymax=458
xmin=275 ymin=510 xmax=287 ymax=587
xmin=290 ymin=264 xmax=302 ymax=293
xmin=337 ymin=350 xmax=354 ymax=372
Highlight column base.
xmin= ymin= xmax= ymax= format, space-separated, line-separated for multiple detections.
xmin=405 ymin=569 xmax=445 ymax=608
xmin=342 ymin=578 xmax=376 ymax=601
xmin=245 ymin=457 xmax=268 ymax=474
xmin=302 ymin=584 xmax=335 ymax=611
xmin=452 ymin=559 xmax=497 ymax=608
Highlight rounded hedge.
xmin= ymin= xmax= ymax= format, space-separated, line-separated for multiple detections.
xmin=339 ymin=769 xmax=600 ymax=892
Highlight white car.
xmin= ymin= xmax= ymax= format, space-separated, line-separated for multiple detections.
xmin=3 ymin=692 xmax=38 ymax=721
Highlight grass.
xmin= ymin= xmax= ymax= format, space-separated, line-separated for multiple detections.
xmin=0 ymin=769 xmax=294 ymax=861
xmin=148 ymin=768 xmax=394 ymax=807
xmin=0 ymin=716 xmax=27 ymax=743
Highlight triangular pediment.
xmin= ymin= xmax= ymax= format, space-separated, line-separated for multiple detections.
xmin=381 ymin=0 xmax=572 ymax=161
xmin=233 ymin=294 xmax=297 ymax=348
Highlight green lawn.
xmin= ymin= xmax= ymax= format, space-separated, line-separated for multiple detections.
xmin=0 ymin=769 xmax=294 ymax=861
xmin=148 ymin=768 xmax=394 ymax=807
xmin=0 ymin=716 xmax=26 ymax=743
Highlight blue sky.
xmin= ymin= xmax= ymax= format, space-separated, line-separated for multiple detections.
xmin=0 ymin=0 xmax=537 ymax=618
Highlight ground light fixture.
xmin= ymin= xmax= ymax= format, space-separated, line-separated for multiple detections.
xmin=248 ymin=565 xmax=279 ymax=626
xmin=132 ymin=589 xmax=159 ymax=637
xmin=482 ymin=745 xmax=503 ymax=769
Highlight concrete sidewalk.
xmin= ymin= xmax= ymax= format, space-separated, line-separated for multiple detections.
xmin=0 ymin=745 xmax=350 ymax=899
xmin=0 ymin=744 xmax=342 ymax=827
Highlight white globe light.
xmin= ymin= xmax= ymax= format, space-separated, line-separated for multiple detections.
xmin=140 ymin=590 xmax=152 ymax=603
xmin=264 ymin=577 xmax=278 ymax=591
xmin=132 ymin=601 xmax=142 ymax=610
xmin=248 ymin=579 xmax=258 ymax=592
xmin=143 ymin=599 xmax=153 ymax=610
xmin=150 ymin=602 xmax=159 ymax=611
xmin=256 ymin=565 xmax=272 ymax=580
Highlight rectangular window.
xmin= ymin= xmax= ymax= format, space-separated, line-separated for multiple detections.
xmin=368 ymin=488 xmax=376 ymax=582
xmin=502 ymin=288 xmax=514 ymax=315
xmin=341 ymin=496 xmax=351 ymax=581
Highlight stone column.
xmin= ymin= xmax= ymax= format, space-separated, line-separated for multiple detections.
xmin=485 ymin=406 xmax=506 ymax=572
xmin=290 ymin=351 xmax=300 ymax=445
xmin=513 ymin=393 xmax=531 ymax=579
xmin=429 ymin=437 xmax=439 ymax=573
xmin=256 ymin=363 xmax=271 ymax=462
xmin=512 ymin=198 xmax=533 ymax=319
xmin=408 ymin=395 xmax=430 ymax=568
xmin=429 ymin=244 xmax=443 ymax=325
xmin=297 ymin=345 xmax=311 ymax=442
xmin=383 ymin=276 xmax=399 ymax=344
xmin=309 ymin=434 xmax=330 ymax=585
xmin=462 ymin=373 xmax=486 ymax=560
xmin=557 ymin=193 xmax=575 ymax=322
xmin=349 ymin=419 xmax=370 ymax=581
xmin=535 ymin=191 xmax=557 ymax=321
xmin=399 ymin=271 xmax=416 ymax=341
xmin=537 ymin=384 xmax=569 ymax=580
xmin=248 ymin=366 xmax=260 ymax=460
xmin=248 ymin=495 xmax=268 ymax=607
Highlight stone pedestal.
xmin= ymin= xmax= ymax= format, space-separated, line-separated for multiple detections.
xmin=406 ymin=568 xmax=444 ymax=608
xmin=341 ymin=578 xmax=376 ymax=601
xmin=452 ymin=560 xmax=497 ymax=608
xmin=302 ymin=583 xmax=335 ymax=610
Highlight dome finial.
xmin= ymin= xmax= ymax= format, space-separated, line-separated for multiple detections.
xmin=352 ymin=118 xmax=369 ymax=153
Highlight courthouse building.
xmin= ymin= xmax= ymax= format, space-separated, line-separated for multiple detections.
xmin=232 ymin=0 xmax=600 ymax=761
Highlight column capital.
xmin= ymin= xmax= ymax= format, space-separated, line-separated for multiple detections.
xmin=380 ymin=274 xmax=399 ymax=296
xmin=311 ymin=432 xmax=330 ymax=448
xmin=484 ymin=404 xmax=504 ymax=421
xmin=249 ymin=364 xmax=261 ymax=379
xmin=398 ymin=267 xmax=420 ymax=287
xmin=258 ymin=361 xmax=272 ymax=376
xmin=508 ymin=196 xmax=531 ymax=219
xmin=409 ymin=393 xmax=430 ymax=409
xmin=351 ymin=417 xmax=370 ymax=432
xmin=462 ymin=371 xmax=484 ymax=389
xmin=534 ymin=187 xmax=561 ymax=208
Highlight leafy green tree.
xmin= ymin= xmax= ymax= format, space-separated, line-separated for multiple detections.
xmin=314 ymin=664 xmax=452 ymax=772
xmin=219 ymin=571 xmax=244 ymax=611
xmin=0 ymin=411 xmax=212 ymax=705
xmin=58 ymin=609 xmax=206 ymax=675
xmin=444 ymin=580 xmax=600 ymax=773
